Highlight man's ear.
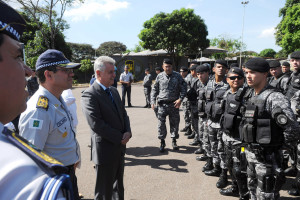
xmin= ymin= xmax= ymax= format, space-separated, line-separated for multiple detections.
xmin=96 ymin=70 xmax=101 ymax=77
xmin=44 ymin=70 xmax=53 ymax=81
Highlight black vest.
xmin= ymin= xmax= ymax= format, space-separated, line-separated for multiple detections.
xmin=198 ymin=83 xmax=206 ymax=117
xmin=286 ymin=72 xmax=300 ymax=99
xmin=240 ymin=86 xmax=284 ymax=146
xmin=222 ymin=87 xmax=247 ymax=139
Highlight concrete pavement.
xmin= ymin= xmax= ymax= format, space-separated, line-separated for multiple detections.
xmin=73 ymin=84 xmax=298 ymax=200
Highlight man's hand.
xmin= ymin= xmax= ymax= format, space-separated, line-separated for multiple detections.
xmin=151 ymin=104 xmax=155 ymax=110
xmin=74 ymin=161 xmax=80 ymax=171
xmin=174 ymin=99 xmax=182 ymax=108
xmin=121 ymin=132 xmax=131 ymax=145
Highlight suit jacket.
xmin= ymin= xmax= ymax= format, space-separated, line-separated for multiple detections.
xmin=81 ymin=82 xmax=131 ymax=165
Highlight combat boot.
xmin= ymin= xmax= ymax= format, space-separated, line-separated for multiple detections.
xmin=202 ymin=157 xmax=213 ymax=172
xmin=194 ymin=147 xmax=204 ymax=154
xmin=180 ymin=125 xmax=190 ymax=132
xmin=172 ymin=139 xmax=179 ymax=150
xmin=220 ymin=182 xmax=239 ymax=197
xmin=216 ymin=169 xmax=228 ymax=188
xmin=187 ymin=131 xmax=196 ymax=139
xmin=196 ymin=153 xmax=208 ymax=161
xmin=184 ymin=127 xmax=193 ymax=136
xmin=189 ymin=134 xmax=200 ymax=146
xmin=159 ymin=139 xmax=166 ymax=153
xmin=288 ymin=172 xmax=300 ymax=196
xmin=143 ymin=104 xmax=148 ymax=108
xmin=205 ymin=164 xmax=221 ymax=177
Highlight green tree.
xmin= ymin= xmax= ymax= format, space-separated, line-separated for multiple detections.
xmin=79 ymin=59 xmax=93 ymax=82
xmin=275 ymin=1 xmax=300 ymax=53
xmin=97 ymin=41 xmax=127 ymax=56
xmin=138 ymin=8 xmax=209 ymax=67
xmin=259 ymin=48 xmax=277 ymax=58
xmin=68 ymin=43 xmax=95 ymax=62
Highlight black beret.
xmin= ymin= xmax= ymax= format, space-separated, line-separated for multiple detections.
xmin=269 ymin=60 xmax=281 ymax=68
xmin=0 ymin=1 xmax=26 ymax=41
xmin=196 ymin=64 xmax=209 ymax=73
xmin=282 ymin=61 xmax=290 ymax=67
xmin=230 ymin=63 xmax=239 ymax=68
xmin=190 ymin=65 xmax=197 ymax=71
xmin=291 ymin=51 xmax=300 ymax=59
xmin=215 ymin=60 xmax=228 ymax=68
xmin=163 ymin=58 xmax=172 ymax=65
xmin=145 ymin=68 xmax=150 ymax=71
xmin=227 ymin=67 xmax=244 ymax=77
xmin=245 ymin=57 xmax=270 ymax=72
xmin=180 ymin=66 xmax=188 ymax=72
xmin=155 ymin=67 xmax=163 ymax=71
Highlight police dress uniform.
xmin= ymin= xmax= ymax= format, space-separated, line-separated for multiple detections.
xmin=151 ymin=71 xmax=187 ymax=141
xmin=19 ymin=86 xmax=80 ymax=199
xmin=240 ymin=85 xmax=299 ymax=200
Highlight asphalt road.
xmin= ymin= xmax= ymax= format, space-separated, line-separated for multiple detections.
xmin=73 ymin=83 xmax=299 ymax=200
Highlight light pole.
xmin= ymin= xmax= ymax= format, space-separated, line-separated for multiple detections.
xmin=240 ymin=1 xmax=249 ymax=67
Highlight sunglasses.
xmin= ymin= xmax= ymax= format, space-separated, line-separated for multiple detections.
xmin=56 ymin=67 xmax=74 ymax=74
xmin=228 ymin=76 xmax=243 ymax=80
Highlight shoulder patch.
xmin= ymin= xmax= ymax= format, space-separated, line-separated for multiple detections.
xmin=36 ymin=96 xmax=49 ymax=110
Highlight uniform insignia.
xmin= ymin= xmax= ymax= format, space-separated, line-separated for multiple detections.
xmin=276 ymin=114 xmax=288 ymax=125
xmin=29 ymin=119 xmax=43 ymax=130
xmin=62 ymin=131 xmax=68 ymax=138
xmin=36 ymin=96 xmax=49 ymax=110
xmin=57 ymin=117 xmax=67 ymax=127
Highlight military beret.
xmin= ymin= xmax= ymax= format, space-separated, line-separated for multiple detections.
xmin=36 ymin=49 xmax=80 ymax=71
xmin=196 ymin=64 xmax=209 ymax=73
xmin=245 ymin=57 xmax=270 ymax=72
xmin=180 ymin=66 xmax=188 ymax=72
xmin=230 ymin=63 xmax=239 ymax=68
xmin=282 ymin=61 xmax=290 ymax=67
xmin=215 ymin=60 xmax=228 ymax=68
xmin=0 ymin=1 xmax=26 ymax=41
xmin=190 ymin=60 xmax=198 ymax=65
xmin=190 ymin=65 xmax=197 ymax=71
xmin=227 ymin=67 xmax=244 ymax=77
xmin=269 ymin=60 xmax=281 ymax=68
xmin=291 ymin=51 xmax=300 ymax=59
xmin=145 ymin=68 xmax=150 ymax=71
xmin=155 ymin=67 xmax=163 ymax=71
xmin=163 ymin=58 xmax=172 ymax=65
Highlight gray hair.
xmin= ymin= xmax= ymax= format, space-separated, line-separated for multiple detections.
xmin=94 ymin=56 xmax=116 ymax=75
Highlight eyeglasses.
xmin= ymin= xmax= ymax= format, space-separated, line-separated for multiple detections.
xmin=228 ymin=76 xmax=243 ymax=80
xmin=56 ymin=67 xmax=74 ymax=74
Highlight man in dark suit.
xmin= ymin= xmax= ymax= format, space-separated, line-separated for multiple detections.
xmin=81 ymin=56 xmax=132 ymax=200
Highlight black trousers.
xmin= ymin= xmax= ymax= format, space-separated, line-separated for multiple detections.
xmin=95 ymin=155 xmax=125 ymax=200
xmin=66 ymin=164 xmax=80 ymax=200
xmin=121 ymin=84 xmax=131 ymax=106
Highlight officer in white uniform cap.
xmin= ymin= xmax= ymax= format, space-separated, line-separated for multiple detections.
xmin=0 ymin=1 xmax=74 ymax=199
xmin=19 ymin=49 xmax=81 ymax=199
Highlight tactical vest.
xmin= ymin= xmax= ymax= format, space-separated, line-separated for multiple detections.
xmin=222 ymin=87 xmax=247 ymax=138
xmin=286 ymin=72 xmax=300 ymax=99
xmin=205 ymin=81 xmax=226 ymax=122
xmin=240 ymin=87 xmax=284 ymax=146
xmin=198 ymin=85 xmax=206 ymax=117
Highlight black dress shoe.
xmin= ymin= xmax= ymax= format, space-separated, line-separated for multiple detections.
xmin=204 ymin=166 xmax=221 ymax=177
xmin=159 ymin=139 xmax=166 ymax=153
xmin=128 ymin=104 xmax=132 ymax=107
xmin=196 ymin=154 xmax=208 ymax=161
xmin=184 ymin=128 xmax=192 ymax=135
xmin=172 ymin=139 xmax=179 ymax=150
xmin=143 ymin=105 xmax=148 ymax=108
xmin=194 ymin=148 xmax=204 ymax=154
xmin=220 ymin=186 xmax=239 ymax=197
xmin=148 ymin=104 xmax=151 ymax=108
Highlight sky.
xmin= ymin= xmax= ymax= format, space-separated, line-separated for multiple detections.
xmin=12 ymin=0 xmax=287 ymax=53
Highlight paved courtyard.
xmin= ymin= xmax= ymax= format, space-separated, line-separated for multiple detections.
xmin=73 ymin=83 xmax=298 ymax=200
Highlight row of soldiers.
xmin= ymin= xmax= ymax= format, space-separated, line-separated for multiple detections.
xmin=152 ymin=52 xmax=300 ymax=200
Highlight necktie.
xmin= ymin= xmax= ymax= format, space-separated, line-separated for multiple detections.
xmin=105 ymin=88 xmax=115 ymax=105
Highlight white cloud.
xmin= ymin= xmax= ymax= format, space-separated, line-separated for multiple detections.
xmin=258 ymin=27 xmax=275 ymax=38
xmin=65 ymin=0 xmax=129 ymax=21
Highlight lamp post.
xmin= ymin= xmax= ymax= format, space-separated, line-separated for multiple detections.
xmin=240 ymin=1 xmax=249 ymax=67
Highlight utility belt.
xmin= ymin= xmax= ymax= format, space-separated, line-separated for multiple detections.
xmin=158 ymin=100 xmax=175 ymax=105
xmin=246 ymin=143 xmax=282 ymax=162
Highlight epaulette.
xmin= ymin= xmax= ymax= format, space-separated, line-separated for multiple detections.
xmin=1 ymin=127 xmax=68 ymax=174
xmin=36 ymin=95 xmax=49 ymax=111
